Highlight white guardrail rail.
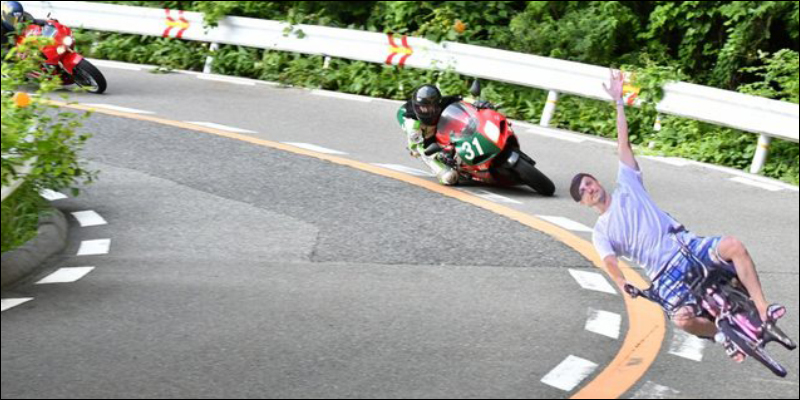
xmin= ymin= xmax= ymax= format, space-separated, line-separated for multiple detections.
xmin=20 ymin=1 xmax=800 ymax=175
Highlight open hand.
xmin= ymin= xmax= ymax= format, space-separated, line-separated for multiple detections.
xmin=603 ymin=69 xmax=625 ymax=103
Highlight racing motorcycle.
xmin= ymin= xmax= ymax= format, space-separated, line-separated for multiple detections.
xmin=16 ymin=16 xmax=107 ymax=94
xmin=425 ymin=81 xmax=555 ymax=196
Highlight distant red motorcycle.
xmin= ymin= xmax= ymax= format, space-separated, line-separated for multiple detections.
xmin=425 ymin=81 xmax=555 ymax=196
xmin=17 ymin=18 xmax=106 ymax=94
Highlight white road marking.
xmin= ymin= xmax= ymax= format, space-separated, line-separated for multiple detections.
xmin=86 ymin=59 xmax=144 ymax=71
xmin=40 ymin=189 xmax=68 ymax=201
xmin=71 ymin=211 xmax=108 ymax=228
xmin=1 ymin=298 xmax=34 ymax=312
xmin=569 ymin=269 xmax=618 ymax=295
xmin=668 ymin=330 xmax=707 ymax=362
xmin=77 ymin=239 xmax=111 ymax=257
xmin=526 ymin=127 xmax=585 ymax=143
xmin=184 ymin=122 xmax=257 ymax=135
xmin=197 ymin=74 xmax=257 ymax=86
xmin=83 ymin=104 xmax=155 ymax=115
xmin=283 ymin=143 xmax=349 ymax=155
xmin=585 ymin=309 xmax=622 ymax=339
xmin=35 ymin=267 xmax=96 ymax=285
xmin=630 ymin=381 xmax=681 ymax=399
xmin=540 ymin=355 xmax=599 ymax=392
xmin=686 ymin=162 xmax=798 ymax=191
xmin=311 ymin=90 xmax=373 ymax=103
xmin=472 ymin=190 xmax=523 ymax=205
xmin=642 ymin=156 xmax=692 ymax=167
xmin=527 ymin=127 xmax=616 ymax=147
xmin=537 ymin=216 xmax=593 ymax=233
xmin=372 ymin=164 xmax=434 ymax=177
xmin=730 ymin=177 xmax=784 ymax=192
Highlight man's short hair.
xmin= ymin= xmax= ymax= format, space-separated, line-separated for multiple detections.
xmin=570 ymin=173 xmax=596 ymax=202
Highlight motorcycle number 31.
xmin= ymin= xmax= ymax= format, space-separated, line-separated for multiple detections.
xmin=461 ymin=138 xmax=485 ymax=161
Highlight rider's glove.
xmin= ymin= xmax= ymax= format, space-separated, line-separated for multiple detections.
xmin=474 ymin=100 xmax=496 ymax=110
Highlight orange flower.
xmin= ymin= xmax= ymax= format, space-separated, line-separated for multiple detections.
xmin=13 ymin=92 xmax=32 ymax=109
xmin=454 ymin=20 xmax=467 ymax=34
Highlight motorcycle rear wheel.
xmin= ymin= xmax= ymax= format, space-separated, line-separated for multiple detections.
xmin=511 ymin=152 xmax=555 ymax=196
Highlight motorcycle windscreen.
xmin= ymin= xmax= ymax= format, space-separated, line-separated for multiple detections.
xmin=437 ymin=103 xmax=479 ymax=141
xmin=41 ymin=25 xmax=58 ymax=38
xmin=437 ymin=103 xmax=501 ymax=166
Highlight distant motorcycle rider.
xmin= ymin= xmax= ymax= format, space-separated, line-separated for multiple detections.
xmin=2 ymin=1 xmax=45 ymax=48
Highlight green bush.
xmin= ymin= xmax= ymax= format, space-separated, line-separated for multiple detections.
xmin=1 ymin=38 xmax=95 ymax=253
xmin=1 ymin=184 xmax=48 ymax=254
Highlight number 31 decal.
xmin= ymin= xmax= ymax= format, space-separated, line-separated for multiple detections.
xmin=461 ymin=138 xmax=485 ymax=161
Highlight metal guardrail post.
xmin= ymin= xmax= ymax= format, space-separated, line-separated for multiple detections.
xmin=539 ymin=90 xmax=559 ymax=128
xmin=203 ymin=42 xmax=220 ymax=74
xmin=750 ymin=134 xmax=772 ymax=174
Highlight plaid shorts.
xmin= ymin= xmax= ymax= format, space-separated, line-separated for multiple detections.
xmin=651 ymin=236 xmax=735 ymax=315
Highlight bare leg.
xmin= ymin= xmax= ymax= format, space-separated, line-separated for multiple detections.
xmin=717 ymin=237 xmax=769 ymax=321
xmin=673 ymin=310 xmax=747 ymax=363
xmin=673 ymin=307 xmax=718 ymax=338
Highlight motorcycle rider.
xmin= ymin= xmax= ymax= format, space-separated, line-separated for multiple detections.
xmin=2 ymin=1 xmax=46 ymax=49
xmin=397 ymin=84 xmax=495 ymax=186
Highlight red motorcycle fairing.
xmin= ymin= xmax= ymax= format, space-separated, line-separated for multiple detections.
xmin=17 ymin=19 xmax=80 ymax=78
xmin=59 ymin=51 xmax=84 ymax=74
xmin=434 ymin=103 xmax=519 ymax=183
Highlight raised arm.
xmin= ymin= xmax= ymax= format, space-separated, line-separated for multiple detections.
xmin=603 ymin=70 xmax=639 ymax=171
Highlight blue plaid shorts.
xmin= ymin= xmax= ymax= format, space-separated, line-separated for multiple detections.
xmin=651 ymin=236 xmax=736 ymax=314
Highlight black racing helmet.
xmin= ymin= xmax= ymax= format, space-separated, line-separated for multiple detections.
xmin=412 ymin=84 xmax=442 ymax=126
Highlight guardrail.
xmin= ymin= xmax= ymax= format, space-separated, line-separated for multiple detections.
xmin=20 ymin=1 xmax=800 ymax=174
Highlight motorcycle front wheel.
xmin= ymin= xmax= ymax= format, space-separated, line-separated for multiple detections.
xmin=73 ymin=59 xmax=107 ymax=94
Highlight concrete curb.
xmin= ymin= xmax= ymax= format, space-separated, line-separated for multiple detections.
xmin=1 ymin=208 xmax=69 ymax=289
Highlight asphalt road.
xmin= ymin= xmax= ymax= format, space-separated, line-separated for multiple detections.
xmin=2 ymin=62 xmax=798 ymax=399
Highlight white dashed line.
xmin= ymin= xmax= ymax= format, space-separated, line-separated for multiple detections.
xmin=372 ymin=164 xmax=434 ymax=177
xmin=730 ymin=177 xmax=784 ymax=192
xmin=283 ymin=143 xmax=349 ymax=155
xmin=1 ymin=298 xmax=34 ymax=312
xmin=472 ymin=190 xmax=523 ymax=205
xmin=86 ymin=59 xmax=144 ymax=71
xmin=527 ymin=127 xmax=616 ymax=147
xmin=585 ymin=309 xmax=622 ymax=339
xmin=35 ymin=267 xmax=96 ymax=285
xmin=630 ymin=381 xmax=681 ymax=399
xmin=197 ymin=74 xmax=257 ymax=86
xmin=311 ymin=90 xmax=373 ymax=103
xmin=642 ymin=156 xmax=693 ymax=167
xmin=77 ymin=239 xmax=111 ymax=257
xmin=540 ymin=355 xmax=599 ymax=392
xmin=71 ymin=211 xmax=108 ymax=228
xmin=184 ymin=122 xmax=257 ymax=134
xmin=526 ymin=127 xmax=585 ymax=143
xmin=668 ymin=330 xmax=708 ymax=362
xmin=537 ymin=216 xmax=593 ymax=233
xmin=83 ymin=104 xmax=155 ymax=115
xmin=40 ymin=189 xmax=68 ymax=201
xmin=568 ymin=269 xmax=618 ymax=295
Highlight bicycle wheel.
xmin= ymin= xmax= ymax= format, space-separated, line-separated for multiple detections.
xmin=719 ymin=319 xmax=787 ymax=378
